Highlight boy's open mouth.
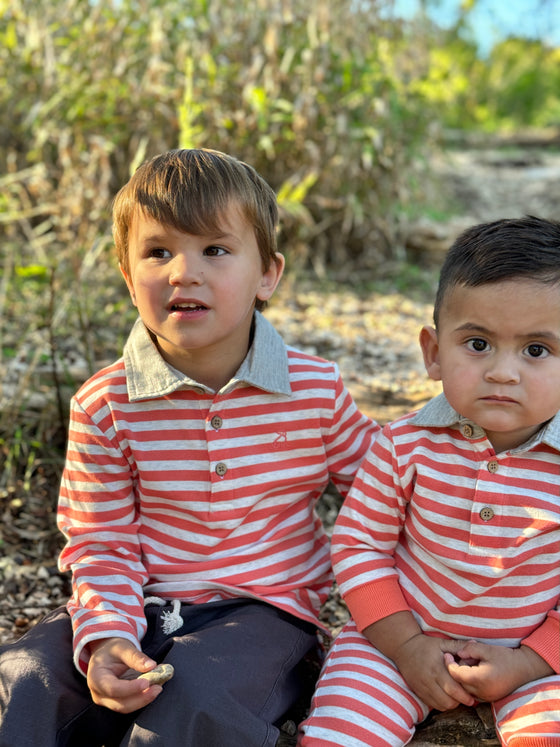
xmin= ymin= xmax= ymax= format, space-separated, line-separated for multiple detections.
xmin=170 ymin=303 xmax=207 ymax=311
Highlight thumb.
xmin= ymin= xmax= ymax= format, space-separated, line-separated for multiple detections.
xmin=453 ymin=639 xmax=482 ymax=667
xmin=122 ymin=646 xmax=157 ymax=674
xmin=100 ymin=638 xmax=156 ymax=674
xmin=443 ymin=652 xmax=455 ymax=667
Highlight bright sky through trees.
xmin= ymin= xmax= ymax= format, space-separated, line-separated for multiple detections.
xmin=392 ymin=0 xmax=560 ymax=55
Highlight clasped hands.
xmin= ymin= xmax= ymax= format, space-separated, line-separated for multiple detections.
xmin=393 ymin=634 xmax=551 ymax=712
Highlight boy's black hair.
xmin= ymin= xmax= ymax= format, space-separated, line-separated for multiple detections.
xmin=433 ymin=216 xmax=560 ymax=326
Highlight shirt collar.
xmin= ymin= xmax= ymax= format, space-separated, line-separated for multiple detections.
xmin=411 ymin=392 xmax=560 ymax=453
xmin=123 ymin=311 xmax=292 ymax=401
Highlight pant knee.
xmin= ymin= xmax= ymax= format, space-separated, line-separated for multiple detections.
xmin=494 ymin=677 xmax=560 ymax=747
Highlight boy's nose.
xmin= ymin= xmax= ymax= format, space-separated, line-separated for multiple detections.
xmin=169 ymin=253 xmax=202 ymax=285
xmin=484 ymin=353 xmax=520 ymax=384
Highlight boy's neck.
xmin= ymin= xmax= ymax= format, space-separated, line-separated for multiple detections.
xmin=153 ymin=332 xmax=253 ymax=393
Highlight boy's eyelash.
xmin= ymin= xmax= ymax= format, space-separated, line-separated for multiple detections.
xmin=205 ymin=245 xmax=228 ymax=255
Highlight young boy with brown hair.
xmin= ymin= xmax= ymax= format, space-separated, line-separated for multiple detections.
xmin=0 ymin=148 xmax=379 ymax=746
xmin=300 ymin=216 xmax=560 ymax=746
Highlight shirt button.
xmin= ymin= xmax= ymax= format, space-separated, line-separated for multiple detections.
xmin=487 ymin=460 xmax=499 ymax=473
xmin=210 ymin=415 xmax=223 ymax=430
xmin=462 ymin=424 xmax=474 ymax=438
xmin=479 ymin=506 xmax=494 ymax=522
xmin=215 ymin=462 xmax=228 ymax=477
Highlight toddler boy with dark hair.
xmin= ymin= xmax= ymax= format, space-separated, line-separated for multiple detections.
xmin=301 ymin=216 xmax=560 ymax=747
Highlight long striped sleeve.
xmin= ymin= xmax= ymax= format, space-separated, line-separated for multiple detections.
xmin=332 ymin=398 xmax=560 ymax=673
xmin=58 ymin=314 xmax=379 ymax=674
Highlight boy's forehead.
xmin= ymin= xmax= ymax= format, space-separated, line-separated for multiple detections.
xmin=440 ymin=278 xmax=560 ymax=328
xmin=126 ymin=210 xmax=265 ymax=267
xmin=130 ymin=200 xmax=250 ymax=237
xmin=444 ymin=277 xmax=560 ymax=300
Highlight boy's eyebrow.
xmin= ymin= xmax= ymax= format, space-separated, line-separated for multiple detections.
xmin=140 ymin=231 xmax=172 ymax=243
xmin=140 ymin=228 xmax=235 ymax=242
xmin=454 ymin=322 xmax=560 ymax=342
xmin=454 ymin=323 xmax=490 ymax=333
xmin=518 ymin=331 xmax=560 ymax=343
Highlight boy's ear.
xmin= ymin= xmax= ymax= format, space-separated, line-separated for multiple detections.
xmin=419 ymin=325 xmax=442 ymax=381
xmin=119 ymin=263 xmax=137 ymax=307
xmin=256 ymin=252 xmax=285 ymax=303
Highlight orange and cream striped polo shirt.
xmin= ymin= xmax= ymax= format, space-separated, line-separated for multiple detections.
xmin=58 ymin=312 xmax=379 ymax=674
xmin=333 ymin=394 xmax=560 ymax=674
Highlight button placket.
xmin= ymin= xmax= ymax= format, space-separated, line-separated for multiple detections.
xmin=469 ymin=456 xmax=502 ymax=541
xmin=210 ymin=414 xmax=223 ymax=430
xmin=461 ymin=423 xmax=474 ymax=438
xmin=206 ymin=407 xmax=227 ymax=486
xmin=215 ymin=462 xmax=228 ymax=477
xmin=479 ymin=506 xmax=495 ymax=522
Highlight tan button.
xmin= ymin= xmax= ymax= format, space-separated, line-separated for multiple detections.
xmin=210 ymin=415 xmax=223 ymax=430
xmin=487 ymin=460 xmax=499 ymax=473
xmin=215 ymin=462 xmax=227 ymax=477
xmin=462 ymin=424 xmax=474 ymax=438
xmin=479 ymin=506 xmax=494 ymax=522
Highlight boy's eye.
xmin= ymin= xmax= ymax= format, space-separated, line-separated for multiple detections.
xmin=526 ymin=343 xmax=548 ymax=358
xmin=466 ymin=338 xmax=488 ymax=352
xmin=148 ymin=247 xmax=171 ymax=259
xmin=204 ymin=245 xmax=228 ymax=257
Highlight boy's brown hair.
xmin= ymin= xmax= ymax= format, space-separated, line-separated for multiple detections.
xmin=112 ymin=149 xmax=280 ymax=311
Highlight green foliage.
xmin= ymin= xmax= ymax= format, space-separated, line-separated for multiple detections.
xmin=0 ymin=0 xmax=430 ymax=497
xmin=0 ymin=0 xmax=439 ymax=275
xmin=0 ymin=0 xmax=558 ymax=501
xmin=410 ymin=28 xmax=560 ymax=132
xmin=392 ymin=0 xmax=560 ymax=133
xmin=473 ymin=39 xmax=560 ymax=130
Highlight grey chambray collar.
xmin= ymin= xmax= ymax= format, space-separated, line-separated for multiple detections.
xmin=412 ymin=392 xmax=560 ymax=453
xmin=123 ymin=311 xmax=292 ymax=402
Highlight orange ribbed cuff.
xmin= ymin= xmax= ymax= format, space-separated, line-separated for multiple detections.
xmin=343 ymin=576 xmax=410 ymax=632
xmin=522 ymin=615 xmax=560 ymax=674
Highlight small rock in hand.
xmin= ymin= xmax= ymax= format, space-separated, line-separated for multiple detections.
xmin=137 ymin=663 xmax=174 ymax=685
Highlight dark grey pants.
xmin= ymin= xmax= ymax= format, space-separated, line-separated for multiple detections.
xmin=0 ymin=599 xmax=317 ymax=747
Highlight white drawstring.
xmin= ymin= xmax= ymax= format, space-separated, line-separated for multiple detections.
xmin=145 ymin=597 xmax=184 ymax=634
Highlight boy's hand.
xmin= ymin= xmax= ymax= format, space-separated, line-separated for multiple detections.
xmin=87 ymin=637 xmax=163 ymax=713
xmin=362 ymin=612 xmax=475 ymax=712
xmin=445 ymin=640 xmax=554 ymax=702
xmin=392 ymin=633 xmax=476 ymax=711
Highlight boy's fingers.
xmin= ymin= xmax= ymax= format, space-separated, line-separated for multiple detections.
xmin=455 ymin=639 xmax=483 ymax=660
xmin=94 ymin=637 xmax=156 ymax=673
xmin=89 ymin=669 xmax=163 ymax=711
xmin=94 ymin=682 xmax=163 ymax=713
xmin=441 ymin=663 xmax=476 ymax=705
xmin=445 ymin=682 xmax=475 ymax=706
xmin=440 ymin=638 xmax=472 ymax=656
